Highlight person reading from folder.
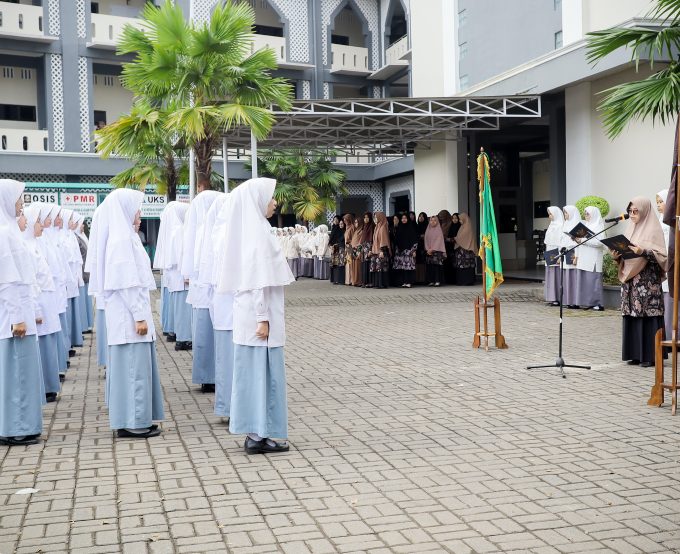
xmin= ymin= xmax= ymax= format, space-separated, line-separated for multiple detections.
xmin=607 ymin=198 xmax=666 ymax=367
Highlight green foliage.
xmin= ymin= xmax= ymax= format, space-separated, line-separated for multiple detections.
xmin=586 ymin=0 xmax=680 ymax=138
xmin=602 ymin=253 xmax=621 ymax=286
xmin=247 ymin=150 xmax=348 ymax=223
xmin=575 ymin=196 xmax=610 ymax=218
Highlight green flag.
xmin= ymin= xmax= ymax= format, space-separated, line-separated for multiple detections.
xmin=477 ymin=151 xmax=503 ymax=298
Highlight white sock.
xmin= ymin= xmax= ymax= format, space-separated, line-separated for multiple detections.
xmin=124 ymin=428 xmax=149 ymax=434
xmin=248 ymin=433 xmax=263 ymax=442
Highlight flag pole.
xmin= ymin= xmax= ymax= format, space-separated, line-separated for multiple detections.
xmin=480 ymin=148 xmax=489 ymax=350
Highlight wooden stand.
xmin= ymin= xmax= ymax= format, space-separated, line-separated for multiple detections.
xmin=649 ymin=329 xmax=680 ymax=414
xmin=473 ymin=296 xmax=507 ymax=351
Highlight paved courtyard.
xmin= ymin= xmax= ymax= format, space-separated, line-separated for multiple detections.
xmin=1 ymin=280 xmax=680 ymax=554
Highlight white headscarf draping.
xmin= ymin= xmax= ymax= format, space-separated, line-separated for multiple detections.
xmin=657 ymin=189 xmax=670 ymax=249
xmin=0 ymin=179 xmax=35 ymax=286
xmin=72 ymin=211 xmax=88 ymax=246
xmin=87 ymin=188 xmax=155 ymax=296
xmin=544 ymin=206 xmax=564 ymax=247
xmin=584 ymin=206 xmax=604 ymax=234
xmin=181 ymin=190 xmax=221 ymax=279
xmin=154 ymin=202 xmax=189 ymax=270
xmin=562 ymin=205 xmax=581 ymax=249
xmin=21 ymin=204 xmax=55 ymax=293
xmin=216 ymin=178 xmax=294 ymax=293
xmin=198 ymin=194 xmax=227 ymax=287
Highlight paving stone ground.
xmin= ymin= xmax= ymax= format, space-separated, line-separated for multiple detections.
xmin=1 ymin=279 xmax=680 ymax=554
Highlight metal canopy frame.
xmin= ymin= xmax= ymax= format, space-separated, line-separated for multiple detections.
xmin=223 ymin=95 xmax=542 ymax=155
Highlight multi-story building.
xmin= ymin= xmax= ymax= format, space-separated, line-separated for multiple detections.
xmin=0 ymin=0 xmax=673 ymax=270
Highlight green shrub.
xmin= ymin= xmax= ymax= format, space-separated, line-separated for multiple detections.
xmin=602 ymin=253 xmax=620 ymax=286
xmin=576 ymin=196 xmax=610 ymax=219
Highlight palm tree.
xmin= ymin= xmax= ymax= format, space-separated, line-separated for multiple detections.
xmin=117 ymin=0 xmax=293 ymax=193
xmin=248 ymin=150 xmax=348 ymax=225
xmin=586 ymin=0 xmax=680 ymax=138
xmin=95 ymin=100 xmax=185 ymax=199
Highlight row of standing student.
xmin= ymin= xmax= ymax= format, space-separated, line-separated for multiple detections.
xmin=150 ymin=180 xmax=293 ymax=453
xmin=543 ymin=195 xmax=671 ymax=368
xmin=277 ymin=225 xmax=332 ymax=280
xmin=0 ymin=180 xmax=93 ymax=446
xmin=328 ymin=210 xmax=478 ymax=289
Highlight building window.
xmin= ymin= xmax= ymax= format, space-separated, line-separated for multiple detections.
xmin=458 ymin=9 xmax=467 ymax=28
xmin=0 ymin=104 xmax=37 ymax=123
xmin=459 ymin=74 xmax=469 ymax=90
xmin=554 ymin=0 xmax=562 ymax=10
xmin=554 ymin=30 xmax=563 ymax=49
xmin=459 ymin=42 xmax=468 ymax=60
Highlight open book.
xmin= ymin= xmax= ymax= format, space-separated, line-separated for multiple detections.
xmin=600 ymin=235 xmax=642 ymax=259
xmin=544 ymin=248 xmax=575 ymax=266
xmin=564 ymin=222 xmax=595 ymax=240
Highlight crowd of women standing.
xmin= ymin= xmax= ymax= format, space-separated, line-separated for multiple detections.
xmin=543 ymin=194 xmax=672 ymax=368
xmin=0 ymin=179 xmax=93 ymax=446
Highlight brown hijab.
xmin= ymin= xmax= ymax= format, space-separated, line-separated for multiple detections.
xmin=343 ymin=214 xmax=354 ymax=245
xmin=372 ymin=212 xmax=391 ymax=255
xmin=351 ymin=217 xmax=364 ymax=247
xmin=438 ymin=209 xmax=452 ymax=238
xmin=455 ymin=213 xmax=477 ymax=253
xmin=619 ymin=196 xmax=668 ymax=283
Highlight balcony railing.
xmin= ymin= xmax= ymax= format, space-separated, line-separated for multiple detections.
xmin=0 ymin=1 xmax=52 ymax=41
xmin=386 ymin=35 xmax=409 ymax=65
xmin=250 ymin=33 xmax=286 ymax=65
xmin=90 ymin=13 xmax=145 ymax=49
xmin=330 ymin=44 xmax=371 ymax=75
xmin=0 ymin=128 xmax=49 ymax=153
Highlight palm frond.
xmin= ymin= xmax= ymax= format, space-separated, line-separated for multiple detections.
xmin=587 ymin=26 xmax=680 ymax=66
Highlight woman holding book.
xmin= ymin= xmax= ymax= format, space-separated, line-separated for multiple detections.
xmin=562 ymin=206 xmax=581 ymax=308
xmin=610 ymin=197 xmax=666 ymax=367
xmin=574 ymin=206 xmax=605 ymax=310
xmin=543 ymin=207 xmax=564 ymax=306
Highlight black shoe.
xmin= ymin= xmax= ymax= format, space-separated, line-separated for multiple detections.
xmin=244 ymin=436 xmax=264 ymax=454
xmin=83 ymin=330 xmax=92 ymax=335
xmin=259 ymin=439 xmax=290 ymax=453
xmin=45 ymin=392 xmax=58 ymax=403
xmin=201 ymin=384 xmax=215 ymax=393
xmin=68 ymin=349 xmax=76 ymax=358
xmin=640 ymin=362 xmax=653 ymax=368
xmin=163 ymin=332 xmax=169 ymax=337
xmin=66 ymin=361 xmax=70 ymax=369
xmin=116 ymin=426 xmax=161 ymax=439
xmin=174 ymin=341 xmax=192 ymax=351
xmin=166 ymin=333 xmax=176 ymax=343
xmin=627 ymin=360 xmax=640 ymax=365
xmin=59 ymin=373 xmax=66 ymax=382
xmin=0 ymin=436 xmax=40 ymax=446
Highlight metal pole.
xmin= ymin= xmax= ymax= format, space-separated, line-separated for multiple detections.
xmin=189 ymin=148 xmax=196 ymax=200
xmin=222 ymin=137 xmax=228 ymax=192
xmin=250 ymin=131 xmax=258 ymax=178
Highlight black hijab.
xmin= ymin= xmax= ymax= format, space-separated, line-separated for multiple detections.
xmin=417 ymin=212 xmax=428 ymax=235
xmin=449 ymin=213 xmax=462 ymax=238
xmin=329 ymin=215 xmax=344 ymax=246
xmin=396 ymin=215 xmax=419 ymax=251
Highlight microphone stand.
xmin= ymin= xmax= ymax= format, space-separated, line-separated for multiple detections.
xmin=527 ymin=220 xmax=620 ymax=378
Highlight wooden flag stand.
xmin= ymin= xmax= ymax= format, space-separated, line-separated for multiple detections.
xmin=473 ymin=148 xmax=507 ymax=351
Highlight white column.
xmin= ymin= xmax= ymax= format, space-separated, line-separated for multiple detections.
xmin=222 ymin=137 xmax=228 ymax=192
xmin=250 ymin=131 xmax=258 ymax=178
xmin=414 ymin=140 xmax=459 ymax=215
xmin=565 ymin=82 xmax=592 ymax=204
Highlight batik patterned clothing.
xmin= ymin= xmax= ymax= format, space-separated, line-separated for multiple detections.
xmin=393 ymin=244 xmax=417 ymax=271
xmin=621 ymin=255 xmax=664 ymax=317
xmin=370 ymin=250 xmax=390 ymax=272
xmin=426 ymin=251 xmax=446 ymax=266
xmin=454 ymin=247 xmax=476 ymax=269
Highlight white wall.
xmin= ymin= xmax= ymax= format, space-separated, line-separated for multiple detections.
xmin=584 ymin=0 xmax=652 ymax=33
xmin=565 ymin=81 xmax=592 ymax=203
xmin=94 ymin=0 xmax=147 ymax=18
xmin=565 ymin=66 xmax=676 ymax=218
xmin=0 ymin=66 xmax=38 ymax=130
xmin=92 ymin=74 xmax=134 ymax=123
xmin=413 ymin=141 xmax=459 ymax=215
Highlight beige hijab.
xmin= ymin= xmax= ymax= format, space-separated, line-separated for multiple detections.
xmin=455 ymin=213 xmax=477 ymax=253
xmin=372 ymin=212 xmax=391 ymax=255
xmin=619 ymin=196 xmax=667 ymax=283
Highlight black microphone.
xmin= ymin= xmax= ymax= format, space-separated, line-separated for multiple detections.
xmin=604 ymin=213 xmax=630 ymax=223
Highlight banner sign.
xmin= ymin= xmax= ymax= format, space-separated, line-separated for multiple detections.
xmin=60 ymin=192 xmax=98 ymax=219
xmin=141 ymin=193 xmax=167 ymax=218
xmin=23 ymin=191 xmax=58 ymax=204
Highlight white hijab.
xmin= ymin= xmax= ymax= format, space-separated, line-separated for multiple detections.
xmin=73 ymin=211 xmax=88 ymax=246
xmin=198 ymin=194 xmax=228 ymax=287
xmin=562 ymin=205 xmax=581 ymax=248
xmin=181 ymin=190 xmax=221 ymax=280
xmin=657 ymin=189 xmax=670 ymax=248
xmin=0 ymin=179 xmax=35 ymax=287
xmin=21 ymin=203 xmax=55 ymax=293
xmin=153 ymin=201 xmax=189 ymax=270
xmin=584 ymin=206 xmax=604 ymax=234
xmin=216 ymin=178 xmax=294 ymax=293
xmin=86 ymin=188 xmax=155 ymax=296
xmin=544 ymin=206 xmax=564 ymax=248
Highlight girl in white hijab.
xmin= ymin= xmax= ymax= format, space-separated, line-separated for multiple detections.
xmin=285 ymin=227 xmax=300 ymax=278
xmin=21 ymin=204 xmax=62 ymax=402
xmin=562 ymin=205 xmax=582 ymax=308
xmin=314 ymin=224 xmax=331 ymax=280
xmin=216 ymin=178 xmax=295 ymax=454
xmin=575 ymin=206 xmax=606 ymax=310
xmin=182 ymin=190 xmax=221 ymax=390
xmin=0 ymin=179 xmax=45 ymax=446
xmin=72 ymin=212 xmax=93 ymax=333
xmin=157 ymin=202 xmax=190 ymax=346
xmin=58 ymin=208 xmax=85 ymax=351
xmin=657 ymin=189 xmax=673 ymax=343
xmin=86 ymin=204 xmax=109 ymax=369
xmin=86 ymin=188 xmax=164 ymax=438
xmin=543 ymin=206 xmax=564 ymax=306
xmin=154 ymin=201 xmax=177 ymax=338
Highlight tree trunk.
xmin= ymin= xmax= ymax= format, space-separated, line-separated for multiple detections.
xmin=165 ymin=154 xmax=177 ymax=201
xmin=195 ymin=136 xmax=215 ymax=193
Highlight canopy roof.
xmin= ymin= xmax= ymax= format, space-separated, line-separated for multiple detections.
xmin=223 ymin=95 xmax=542 ymax=154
